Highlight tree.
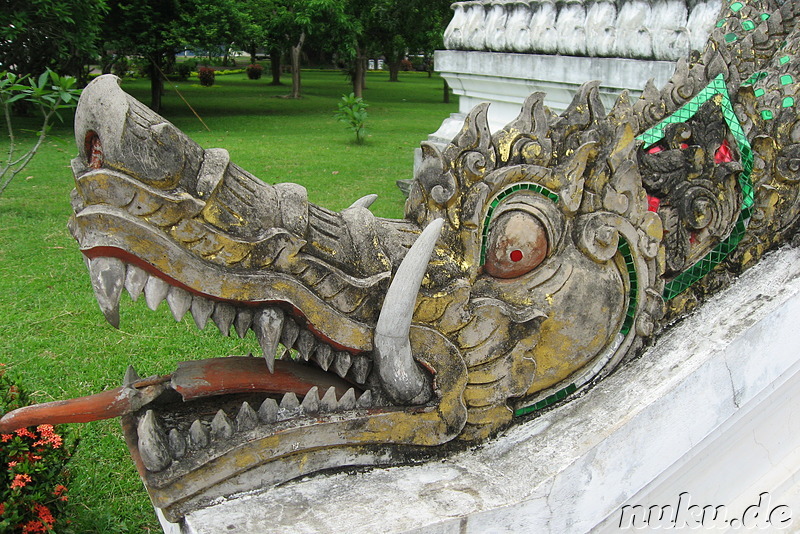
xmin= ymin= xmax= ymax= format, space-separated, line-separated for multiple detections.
xmin=362 ymin=0 xmax=451 ymax=83
xmin=0 ymin=0 xmax=108 ymax=84
xmin=103 ymin=0 xmax=184 ymax=112
xmin=180 ymin=0 xmax=246 ymax=65
xmin=338 ymin=0 xmax=451 ymax=95
xmin=266 ymin=0 xmax=351 ymax=99
xmin=232 ymin=0 xmax=286 ymax=85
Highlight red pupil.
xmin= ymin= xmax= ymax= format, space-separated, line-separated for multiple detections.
xmin=510 ymin=250 xmax=523 ymax=262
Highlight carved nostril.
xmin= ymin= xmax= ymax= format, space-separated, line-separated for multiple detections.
xmin=85 ymin=131 xmax=103 ymax=169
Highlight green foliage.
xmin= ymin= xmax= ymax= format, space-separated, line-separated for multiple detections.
xmin=334 ymin=92 xmax=369 ymax=144
xmin=246 ymin=64 xmax=264 ymax=80
xmin=179 ymin=0 xmax=247 ymax=64
xmin=0 ymin=0 xmax=108 ymax=82
xmin=103 ymin=0 xmax=185 ymax=111
xmin=174 ymin=59 xmax=197 ymax=81
xmin=0 ymin=70 xmax=81 ymax=197
xmin=197 ymin=67 xmax=216 ymax=87
xmin=0 ymin=366 xmax=74 ymax=533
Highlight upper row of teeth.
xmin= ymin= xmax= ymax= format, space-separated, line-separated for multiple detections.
xmin=87 ymin=257 xmax=372 ymax=383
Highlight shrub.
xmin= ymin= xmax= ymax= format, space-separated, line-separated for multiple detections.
xmin=246 ymin=64 xmax=263 ymax=80
xmin=174 ymin=59 xmax=197 ymax=81
xmin=334 ymin=93 xmax=369 ymax=145
xmin=130 ymin=57 xmax=150 ymax=78
xmin=400 ymin=58 xmax=413 ymax=71
xmin=0 ymin=365 xmax=74 ymax=533
xmin=112 ymin=56 xmax=130 ymax=78
xmin=198 ymin=67 xmax=215 ymax=87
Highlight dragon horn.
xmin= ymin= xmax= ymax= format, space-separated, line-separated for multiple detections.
xmin=373 ymin=218 xmax=444 ymax=405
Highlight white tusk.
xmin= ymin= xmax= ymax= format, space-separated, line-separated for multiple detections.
xmin=348 ymin=194 xmax=378 ymax=210
xmin=373 ymin=218 xmax=444 ymax=404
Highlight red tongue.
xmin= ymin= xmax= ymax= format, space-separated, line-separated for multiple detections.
xmin=170 ymin=357 xmax=357 ymax=400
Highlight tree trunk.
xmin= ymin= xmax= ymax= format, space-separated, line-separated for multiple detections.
xmin=353 ymin=48 xmax=364 ymax=97
xmin=360 ymin=56 xmax=367 ymax=91
xmin=270 ymin=49 xmax=282 ymax=85
xmin=249 ymin=46 xmax=257 ymax=65
xmin=149 ymin=55 xmax=164 ymax=113
xmin=388 ymin=60 xmax=401 ymax=82
xmin=443 ymin=79 xmax=450 ymax=104
xmin=290 ymin=33 xmax=305 ymax=99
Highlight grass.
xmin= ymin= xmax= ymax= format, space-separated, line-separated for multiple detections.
xmin=0 ymin=69 xmax=457 ymax=532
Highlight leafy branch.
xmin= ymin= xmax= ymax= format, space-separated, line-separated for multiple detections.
xmin=334 ymin=92 xmax=369 ymax=144
xmin=0 ymin=70 xmax=82 ymax=197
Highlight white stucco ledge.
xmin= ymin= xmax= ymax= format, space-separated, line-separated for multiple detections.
xmin=429 ymin=50 xmax=677 ymax=144
xmin=171 ymin=245 xmax=800 ymax=533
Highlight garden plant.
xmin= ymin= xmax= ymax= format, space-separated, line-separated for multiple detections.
xmin=0 ymin=365 xmax=73 ymax=533
xmin=0 ymin=70 xmax=81 ymax=197
xmin=334 ymin=92 xmax=369 ymax=144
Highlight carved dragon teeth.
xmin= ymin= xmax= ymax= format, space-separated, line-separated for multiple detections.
xmin=212 ymin=302 xmax=236 ymax=337
xmin=89 ymin=256 xmax=380 ymax=404
xmin=166 ymin=286 xmax=192 ymax=322
xmin=190 ymin=296 xmax=214 ymax=329
xmin=144 ymin=275 xmax=170 ymax=311
xmin=124 ymin=263 xmax=148 ymax=302
xmin=137 ymin=387 xmax=375 ymax=471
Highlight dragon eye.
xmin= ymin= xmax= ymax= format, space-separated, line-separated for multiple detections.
xmin=484 ymin=211 xmax=549 ymax=279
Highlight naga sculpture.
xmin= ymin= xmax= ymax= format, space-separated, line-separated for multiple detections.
xmin=1 ymin=0 xmax=799 ymax=522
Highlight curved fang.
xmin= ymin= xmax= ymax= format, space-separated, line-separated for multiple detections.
xmin=348 ymin=194 xmax=378 ymax=210
xmin=374 ymin=218 xmax=444 ymax=405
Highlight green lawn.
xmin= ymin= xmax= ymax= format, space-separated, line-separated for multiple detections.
xmin=0 ymin=69 xmax=457 ymax=532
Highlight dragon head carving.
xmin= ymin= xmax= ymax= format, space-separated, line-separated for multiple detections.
xmin=1 ymin=0 xmax=798 ymax=521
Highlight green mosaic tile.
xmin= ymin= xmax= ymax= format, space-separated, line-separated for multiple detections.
xmin=742 ymin=20 xmax=756 ymax=31
xmin=730 ymin=1 xmax=743 ymax=11
xmin=618 ymin=236 xmax=638 ymax=337
xmin=780 ymin=55 xmax=791 ymax=65
xmin=781 ymin=75 xmax=794 ymax=86
xmin=762 ymin=109 xmax=775 ymax=120
xmin=761 ymin=13 xmax=770 ymax=21
xmin=716 ymin=19 xmax=727 ymax=28
xmin=783 ymin=97 xmax=795 ymax=108
xmin=744 ymin=72 xmax=768 ymax=86
xmin=754 ymin=88 xmax=765 ymax=97
xmin=514 ymin=384 xmax=578 ymax=417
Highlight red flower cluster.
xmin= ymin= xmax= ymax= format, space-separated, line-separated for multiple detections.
xmin=10 ymin=474 xmax=31 ymax=490
xmin=19 ymin=503 xmax=55 ymax=533
xmin=32 ymin=425 xmax=61 ymax=449
xmin=1 ymin=420 xmax=71 ymax=532
xmin=1 ymin=372 xmax=72 ymax=532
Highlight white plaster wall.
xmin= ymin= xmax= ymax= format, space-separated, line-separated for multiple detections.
xmin=430 ymin=50 xmax=676 ymax=143
xmin=174 ymin=246 xmax=800 ymax=533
